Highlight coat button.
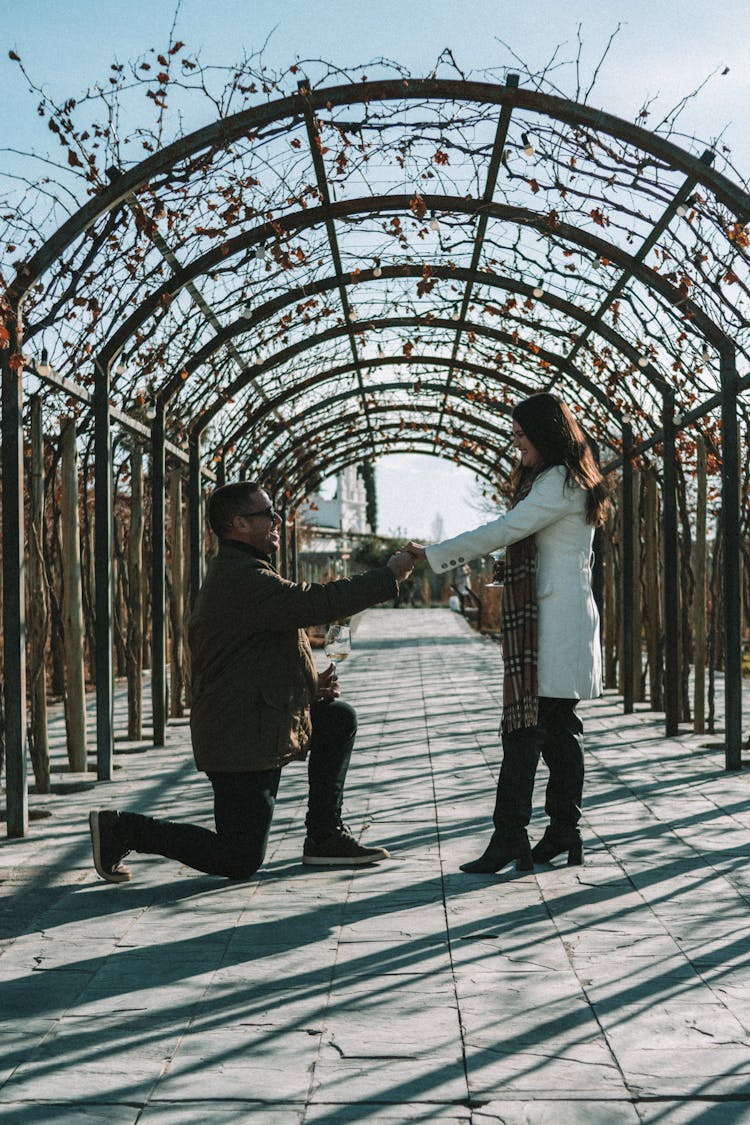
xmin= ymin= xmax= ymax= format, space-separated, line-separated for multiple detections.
xmin=449 ymin=559 xmax=456 ymax=566
xmin=441 ymin=563 xmax=448 ymax=569
xmin=458 ymin=556 xmax=464 ymax=562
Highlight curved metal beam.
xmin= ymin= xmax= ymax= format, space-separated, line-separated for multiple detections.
xmin=223 ymin=353 xmax=622 ymax=462
xmin=87 ymin=192 xmax=727 ymax=399
xmin=251 ymin=393 xmax=516 ymax=484
xmin=274 ymin=428 xmax=500 ymax=503
xmin=182 ymin=269 xmax=675 ymax=449
xmin=203 ymin=311 xmax=618 ymax=438
xmin=12 ymin=77 xmax=750 ymax=306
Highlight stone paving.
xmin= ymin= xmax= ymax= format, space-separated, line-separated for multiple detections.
xmin=1 ymin=606 xmax=750 ymax=1123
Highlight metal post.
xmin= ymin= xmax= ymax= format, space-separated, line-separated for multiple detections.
xmin=188 ymin=431 xmax=203 ymax=607
xmin=279 ymin=502 xmax=289 ymax=578
xmin=290 ymin=514 xmax=298 ymax=582
xmin=94 ymin=357 xmax=114 ymax=780
xmin=151 ymin=401 xmax=166 ymax=746
xmin=592 ymin=527 xmax=604 ymax=628
xmin=720 ymin=346 xmax=742 ymax=770
xmin=2 ymin=313 xmax=28 ymax=837
xmin=622 ymin=420 xmax=634 ymax=714
xmin=661 ymin=387 xmax=680 ymax=736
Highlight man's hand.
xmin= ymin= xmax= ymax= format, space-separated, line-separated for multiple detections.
xmin=387 ymin=550 xmax=415 ymax=582
xmin=404 ymin=540 xmax=427 ymax=562
xmin=317 ymin=662 xmax=341 ymax=702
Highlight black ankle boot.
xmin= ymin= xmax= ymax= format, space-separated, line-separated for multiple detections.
xmin=531 ymin=825 xmax=583 ymax=866
xmin=460 ymin=831 xmax=533 ymax=874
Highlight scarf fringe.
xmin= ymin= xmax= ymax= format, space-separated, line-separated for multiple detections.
xmin=501 ymin=693 xmax=539 ymax=734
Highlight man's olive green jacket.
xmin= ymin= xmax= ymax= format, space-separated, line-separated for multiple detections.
xmin=188 ymin=541 xmax=397 ymax=773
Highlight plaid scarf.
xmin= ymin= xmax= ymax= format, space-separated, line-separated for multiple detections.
xmin=500 ymin=476 xmax=539 ymax=733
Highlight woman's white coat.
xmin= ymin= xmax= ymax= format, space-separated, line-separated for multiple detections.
xmin=425 ymin=465 xmax=602 ymax=700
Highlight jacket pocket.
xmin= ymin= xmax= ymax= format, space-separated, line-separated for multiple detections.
xmin=258 ymin=685 xmax=310 ymax=761
xmin=536 ymin=578 xmax=554 ymax=599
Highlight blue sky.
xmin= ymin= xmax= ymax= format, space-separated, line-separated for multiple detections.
xmin=3 ymin=0 xmax=749 ymax=537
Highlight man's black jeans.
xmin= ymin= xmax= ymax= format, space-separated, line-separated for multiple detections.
xmin=117 ymin=700 xmax=356 ymax=879
xmin=492 ymin=697 xmax=584 ymax=840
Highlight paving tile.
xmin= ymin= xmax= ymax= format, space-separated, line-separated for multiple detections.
xmin=634 ymin=1102 xmax=750 ymax=1123
xmin=141 ymin=1106 xmax=303 ymax=1124
xmin=0 ymin=1106 xmax=140 ymax=1124
xmin=322 ymin=1004 xmax=460 ymax=1059
xmin=154 ymin=1025 xmax=321 ymax=1102
xmin=476 ymin=1102 xmax=640 ymax=1123
xmin=616 ymin=1043 xmax=750 ymax=1097
xmin=464 ymin=1036 xmax=627 ymax=1098
xmin=305 ymin=1106 xmax=470 ymax=1123
xmin=0 ymin=1058 xmax=163 ymax=1104
xmin=309 ymin=1056 xmax=467 ymax=1103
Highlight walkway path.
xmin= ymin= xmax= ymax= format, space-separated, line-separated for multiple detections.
xmin=1 ymin=608 xmax=750 ymax=1123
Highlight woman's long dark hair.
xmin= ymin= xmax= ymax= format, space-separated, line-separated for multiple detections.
xmin=509 ymin=393 xmax=611 ymax=526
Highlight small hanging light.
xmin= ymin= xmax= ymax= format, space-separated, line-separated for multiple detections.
xmin=701 ymin=345 xmax=710 ymax=363
xmin=637 ymin=355 xmax=649 ymax=367
xmin=676 ymin=204 xmax=688 ymax=218
xmin=673 ymin=411 xmax=684 ymax=426
xmin=373 ymin=260 xmax=382 ymax=278
xmin=255 ymin=245 xmax=267 ymax=261
xmin=429 ymin=216 xmax=440 ymax=231
xmin=451 ymin=305 xmax=461 ymax=321
xmin=254 ymin=353 xmax=263 ymax=366
xmin=348 ymin=307 xmax=357 ymax=321
xmin=377 ymin=343 xmax=384 ymax=358
xmin=532 ymin=282 xmax=544 ymax=298
xmin=622 ymin=412 xmax=633 ymax=425
xmin=522 ymin=132 xmax=535 ymax=157
xmin=115 ymin=359 xmax=126 ymax=376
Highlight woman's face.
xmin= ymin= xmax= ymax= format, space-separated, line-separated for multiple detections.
xmin=512 ymin=419 xmax=541 ymax=469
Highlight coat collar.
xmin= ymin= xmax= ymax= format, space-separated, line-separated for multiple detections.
xmin=217 ymin=539 xmax=277 ymax=571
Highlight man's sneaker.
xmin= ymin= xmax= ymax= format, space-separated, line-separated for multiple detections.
xmin=303 ymin=825 xmax=390 ymax=866
xmin=89 ymin=809 xmax=132 ymax=883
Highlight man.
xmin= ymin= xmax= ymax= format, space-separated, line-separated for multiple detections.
xmin=89 ymin=481 xmax=414 ymax=883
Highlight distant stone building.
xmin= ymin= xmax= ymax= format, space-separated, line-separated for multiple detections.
xmin=297 ymin=466 xmax=371 ymax=581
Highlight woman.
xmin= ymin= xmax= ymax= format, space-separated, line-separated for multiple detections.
xmin=407 ymin=393 xmax=610 ymax=874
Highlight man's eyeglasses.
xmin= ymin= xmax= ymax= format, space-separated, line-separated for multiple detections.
xmin=237 ymin=505 xmax=280 ymax=521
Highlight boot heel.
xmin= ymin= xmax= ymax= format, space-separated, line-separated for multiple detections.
xmin=516 ymin=842 xmax=534 ymax=872
xmin=566 ymin=841 xmax=584 ymax=866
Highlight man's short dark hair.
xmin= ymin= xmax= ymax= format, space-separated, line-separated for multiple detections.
xmin=207 ymin=481 xmax=262 ymax=537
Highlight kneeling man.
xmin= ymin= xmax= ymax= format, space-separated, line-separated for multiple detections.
xmin=90 ymin=480 xmax=413 ymax=883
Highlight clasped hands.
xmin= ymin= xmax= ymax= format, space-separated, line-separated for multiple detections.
xmin=386 ymin=540 xmax=427 ymax=582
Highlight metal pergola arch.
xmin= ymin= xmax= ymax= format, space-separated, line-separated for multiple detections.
xmin=212 ymin=352 xmax=613 ymax=454
xmin=278 ymin=433 xmax=503 ymax=511
xmin=3 ymin=72 xmax=749 ymax=837
xmin=258 ymin=394 xmax=515 ymax=490
xmin=91 ymin=193 xmax=731 ymax=405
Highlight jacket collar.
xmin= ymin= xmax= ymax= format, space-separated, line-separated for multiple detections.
xmin=217 ymin=539 xmax=276 ymax=569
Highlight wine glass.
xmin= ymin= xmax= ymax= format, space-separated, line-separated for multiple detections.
xmin=324 ymin=623 xmax=352 ymax=665
xmin=485 ymin=549 xmax=506 ymax=588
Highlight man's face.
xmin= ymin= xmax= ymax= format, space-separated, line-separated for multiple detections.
xmin=229 ymin=489 xmax=282 ymax=555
